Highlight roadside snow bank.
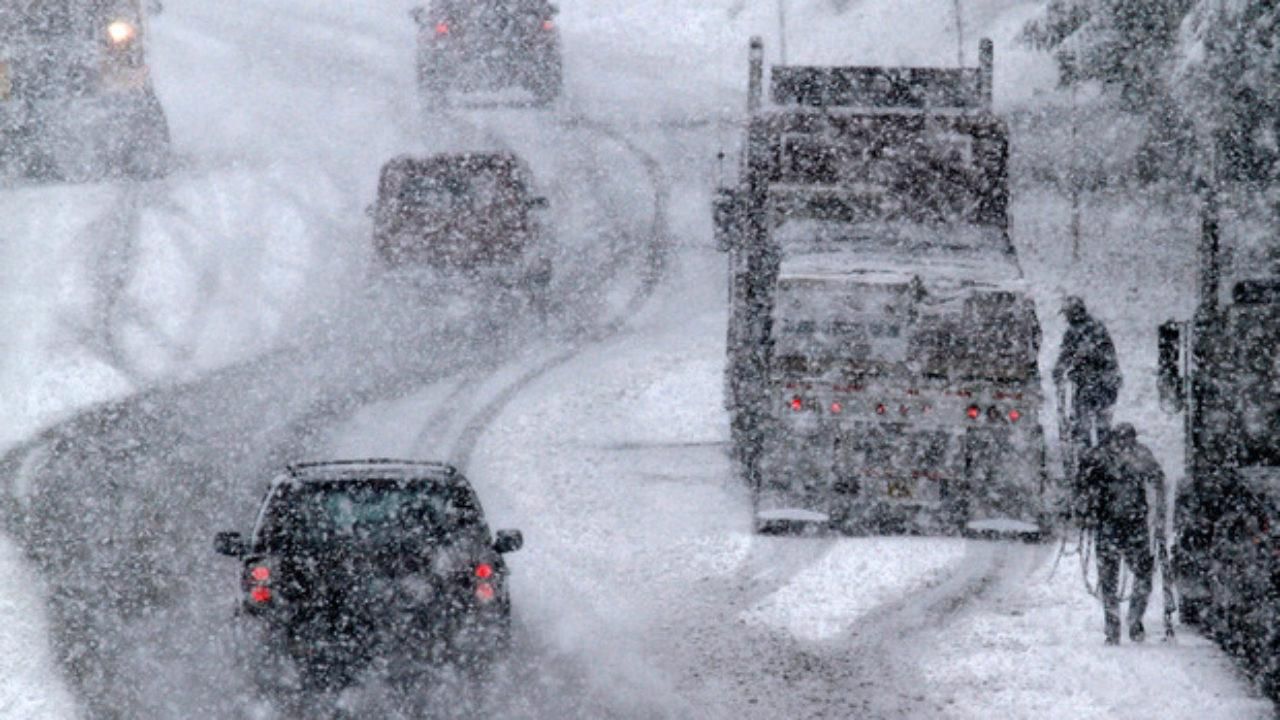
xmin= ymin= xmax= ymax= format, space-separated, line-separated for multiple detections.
xmin=742 ymin=537 xmax=966 ymax=642
xmin=919 ymin=552 xmax=1272 ymax=719
xmin=0 ymin=537 xmax=76 ymax=720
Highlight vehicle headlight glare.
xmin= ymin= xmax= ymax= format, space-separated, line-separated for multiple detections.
xmin=107 ymin=20 xmax=137 ymax=45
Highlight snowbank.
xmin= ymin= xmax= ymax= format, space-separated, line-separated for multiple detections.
xmin=742 ymin=536 xmax=966 ymax=642
xmin=920 ymin=549 xmax=1272 ymax=719
xmin=0 ymin=537 xmax=76 ymax=720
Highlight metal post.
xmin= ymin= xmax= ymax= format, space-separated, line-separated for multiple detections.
xmin=748 ymin=36 xmax=764 ymax=114
xmin=978 ymin=38 xmax=993 ymax=108
xmin=1199 ymin=176 xmax=1221 ymax=313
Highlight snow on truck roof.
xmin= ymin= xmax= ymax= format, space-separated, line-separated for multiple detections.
xmin=773 ymin=219 xmax=1025 ymax=289
xmin=766 ymin=40 xmax=993 ymax=112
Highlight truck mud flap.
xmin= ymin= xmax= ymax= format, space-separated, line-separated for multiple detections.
xmin=962 ymin=517 xmax=1045 ymax=543
xmin=754 ymin=507 xmax=832 ymax=536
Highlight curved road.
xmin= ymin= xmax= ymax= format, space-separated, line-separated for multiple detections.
xmin=0 ymin=2 xmax=1052 ymax=719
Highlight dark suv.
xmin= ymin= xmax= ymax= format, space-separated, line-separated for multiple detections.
xmin=214 ymin=460 xmax=523 ymax=695
xmin=0 ymin=0 xmax=171 ymax=180
xmin=412 ymin=0 xmax=562 ymax=107
xmin=370 ymin=152 xmax=552 ymax=292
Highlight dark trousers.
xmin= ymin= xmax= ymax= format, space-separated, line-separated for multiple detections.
xmin=1096 ymin=528 xmax=1154 ymax=641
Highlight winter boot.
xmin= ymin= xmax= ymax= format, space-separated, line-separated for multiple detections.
xmin=1130 ymin=620 xmax=1145 ymax=643
xmin=1105 ymin=616 xmax=1121 ymax=645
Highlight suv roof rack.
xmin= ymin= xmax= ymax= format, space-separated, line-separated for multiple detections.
xmin=285 ymin=459 xmax=458 ymax=478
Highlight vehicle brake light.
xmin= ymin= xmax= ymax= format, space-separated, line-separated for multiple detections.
xmin=790 ymin=396 xmax=803 ymax=412
xmin=435 ymin=22 xmax=450 ymax=36
xmin=250 ymin=566 xmax=270 ymax=582
xmin=830 ymin=401 xmax=842 ymax=414
xmin=1008 ymin=409 xmax=1021 ymax=423
xmin=966 ymin=405 xmax=980 ymax=420
xmin=475 ymin=582 xmax=495 ymax=602
xmin=475 ymin=563 xmax=494 ymax=579
xmin=250 ymin=586 xmax=272 ymax=604
xmin=542 ymin=19 xmax=555 ymax=30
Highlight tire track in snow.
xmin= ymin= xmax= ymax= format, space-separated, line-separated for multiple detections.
xmin=358 ymin=112 xmax=674 ymax=719
xmin=79 ymin=180 xmax=163 ymax=384
xmin=445 ymin=111 xmax=671 ymax=469
xmin=658 ymin=537 xmax=1024 ymax=719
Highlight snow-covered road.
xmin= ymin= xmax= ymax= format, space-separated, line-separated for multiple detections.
xmin=0 ymin=0 xmax=1275 ymax=718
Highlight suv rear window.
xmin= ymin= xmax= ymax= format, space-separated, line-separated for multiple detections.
xmin=257 ymin=479 xmax=482 ymax=551
xmin=399 ymin=168 xmax=515 ymax=212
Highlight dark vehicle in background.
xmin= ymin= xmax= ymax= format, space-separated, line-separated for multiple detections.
xmin=370 ymin=152 xmax=553 ymax=294
xmin=1158 ymin=187 xmax=1280 ymax=696
xmin=714 ymin=38 xmax=1047 ymax=536
xmin=214 ymin=460 xmax=523 ymax=696
xmin=0 ymin=0 xmax=171 ymax=181
xmin=412 ymin=0 xmax=562 ymax=107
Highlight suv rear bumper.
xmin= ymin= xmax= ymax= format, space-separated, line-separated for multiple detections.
xmin=417 ymin=40 xmax=560 ymax=91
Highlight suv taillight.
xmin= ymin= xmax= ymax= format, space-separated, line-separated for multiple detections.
xmin=435 ymin=21 xmax=450 ymax=36
xmin=244 ymin=561 xmax=274 ymax=604
xmin=474 ymin=563 xmax=496 ymax=602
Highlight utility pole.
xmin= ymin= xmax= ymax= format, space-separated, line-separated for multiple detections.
xmin=1070 ymin=80 xmax=1082 ymax=264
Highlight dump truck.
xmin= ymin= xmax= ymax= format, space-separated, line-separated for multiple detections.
xmin=715 ymin=38 xmax=1048 ymax=535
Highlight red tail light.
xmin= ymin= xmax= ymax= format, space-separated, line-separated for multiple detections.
xmin=966 ymin=405 xmax=980 ymax=420
xmin=830 ymin=401 xmax=843 ymax=414
xmin=474 ymin=563 xmax=494 ymax=579
xmin=790 ymin=396 xmax=803 ymax=412
xmin=1008 ymin=408 xmax=1021 ymax=423
xmin=541 ymin=19 xmax=555 ymax=30
xmin=435 ymin=22 xmax=450 ymax=36
xmin=246 ymin=563 xmax=273 ymax=604
xmin=475 ymin=583 xmax=496 ymax=602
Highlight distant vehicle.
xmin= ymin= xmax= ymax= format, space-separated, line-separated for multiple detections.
xmin=1158 ymin=187 xmax=1280 ymax=695
xmin=214 ymin=460 xmax=523 ymax=695
xmin=370 ymin=152 xmax=553 ymax=292
xmin=715 ymin=38 xmax=1048 ymax=536
xmin=0 ymin=0 xmax=171 ymax=181
xmin=412 ymin=0 xmax=562 ymax=107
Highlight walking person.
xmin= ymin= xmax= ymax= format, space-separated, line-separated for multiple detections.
xmin=1053 ymin=295 xmax=1122 ymax=468
xmin=1075 ymin=423 xmax=1169 ymax=644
